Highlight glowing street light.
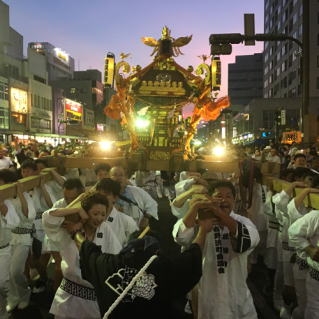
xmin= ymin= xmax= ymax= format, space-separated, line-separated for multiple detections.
xmin=212 ymin=145 xmax=226 ymax=157
xmin=135 ymin=117 xmax=150 ymax=129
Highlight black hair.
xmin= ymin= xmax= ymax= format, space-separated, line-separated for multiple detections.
xmin=293 ymin=167 xmax=313 ymax=180
xmin=210 ymin=180 xmax=236 ymax=198
xmin=20 ymin=159 xmax=37 ymax=171
xmin=81 ymin=192 xmax=108 ymax=213
xmin=94 ymin=163 xmax=111 ymax=175
xmin=35 ymin=158 xmax=49 ymax=168
xmin=63 ymin=178 xmax=85 ymax=192
xmin=280 ymin=168 xmax=296 ymax=181
xmin=310 ymin=174 xmax=319 ymax=188
xmin=96 ymin=178 xmax=121 ymax=196
xmin=0 ymin=169 xmax=18 ymax=184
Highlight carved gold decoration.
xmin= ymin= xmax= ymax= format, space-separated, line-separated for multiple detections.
xmin=138 ymin=80 xmax=185 ymax=96
xmin=104 ymin=27 xmax=230 ymax=160
xmin=195 ymin=63 xmax=211 ymax=86
xmin=149 ymin=150 xmax=170 ymax=161
xmin=141 ymin=26 xmax=192 ymax=57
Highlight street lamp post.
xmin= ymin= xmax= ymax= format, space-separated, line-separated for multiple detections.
xmin=209 ymin=31 xmax=305 ymax=143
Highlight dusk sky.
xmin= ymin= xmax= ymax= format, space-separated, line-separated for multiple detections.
xmin=4 ymin=0 xmax=264 ymax=97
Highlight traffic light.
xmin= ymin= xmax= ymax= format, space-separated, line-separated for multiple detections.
xmin=209 ymin=33 xmax=243 ymax=56
xmin=275 ymin=111 xmax=281 ymax=126
xmin=211 ymin=57 xmax=221 ymax=90
xmin=209 ymin=33 xmax=243 ymax=45
xmin=211 ymin=44 xmax=232 ymax=55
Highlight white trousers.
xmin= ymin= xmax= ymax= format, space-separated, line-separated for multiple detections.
xmin=305 ymin=271 xmax=319 ymax=319
xmin=7 ymin=244 xmax=31 ymax=307
xmin=0 ymin=246 xmax=11 ymax=319
xmin=291 ymin=264 xmax=307 ymax=319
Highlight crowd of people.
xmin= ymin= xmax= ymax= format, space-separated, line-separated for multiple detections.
xmin=1 ymin=139 xmax=319 ymax=318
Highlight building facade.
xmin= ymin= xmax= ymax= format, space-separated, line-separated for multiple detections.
xmin=232 ymin=0 xmax=319 ymax=146
xmin=228 ymin=53 xmax=263 ymax=107
xmin=263 ymin=0 xmax=319 ymax=143
xmin=52 ymin=69 xmax=104 ymax=138
xmin=0 ymin=0 xmax=29 ymax=143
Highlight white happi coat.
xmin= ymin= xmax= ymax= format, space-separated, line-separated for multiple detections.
xmin=288 ymin=210 xmax=319 ymax=319
xmin=117 ymin=185 xmax=158 ymax=226
xmin=0 ymin=199 xmax=20 ymax=282
xmin=173 ymin=212 xmax=260 ymax=319
xmin=42 ymin=211 xmax=122 ymax=319
xmin=106 ymin=206 xmax=139 ymax=246
xmin=0 ymin=199 xmax=20 ymax=246
xmin=288 ymin=210 xmax=319 ymax=273
xmin=10 ymin=192 xmax=36 ymax=246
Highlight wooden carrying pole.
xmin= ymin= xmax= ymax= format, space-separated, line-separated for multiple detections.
xmin=2 ymin=159 xmax=319 ymax=210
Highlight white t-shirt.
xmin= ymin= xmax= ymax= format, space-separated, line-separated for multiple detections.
xmin=0 ymin=157 xmax=12 ymax=169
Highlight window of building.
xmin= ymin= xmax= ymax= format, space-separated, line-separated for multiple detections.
xmin=281 ymin=77 xmax=288 ymax=88
xmin=288 ymin=71 xmax=297 ymax=85
xmin=277 ymin=51 xmax=281 ymax=61
xmin=298 ymin=24 xmax=302 ymax=37
xmin=282 ymin=60 xmax=288 ymax=72
xmin=263 ymin=110 xmax=276 ymax=130
xmin=0 ymin=81 xmax=8 ymax=100
xmin=31 ymin=117 xmax=51 ymax=130
xmin=276 ymin=67 xmax=281 ymax=77
xmin=288 ymin=54 xmax=293 ymax=67
xmin=264 ymin=65 xmax=269 ymax=75
xmin=0 ymin=108 xmax=9 ymax=129
xmin=269 ymin=74 xmax=273 ymax=84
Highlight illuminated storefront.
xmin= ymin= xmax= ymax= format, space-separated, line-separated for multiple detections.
xmin=10 ymin=87 xmax=28 ymax=125
xmin=64 ymin=98 xmax=83 ymax=123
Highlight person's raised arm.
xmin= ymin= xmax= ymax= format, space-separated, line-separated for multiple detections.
xmin=49 ymin=206 xmax=88 ymax=221
xmin=16 ymin=181 xmax=28 ymax=217
xmin=173 ymin=184 xmax=207 ymax=208
xmin=39 ymin=175 xmax=53 ymax=208
xmin=192 ymin=214 xmax=214 ymax=250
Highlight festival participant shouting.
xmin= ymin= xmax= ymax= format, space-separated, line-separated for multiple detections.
xmin=42 ymin=192 xmax=122 ymax=319
xmin=172 ymin=180 xmax=260 ymax=319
